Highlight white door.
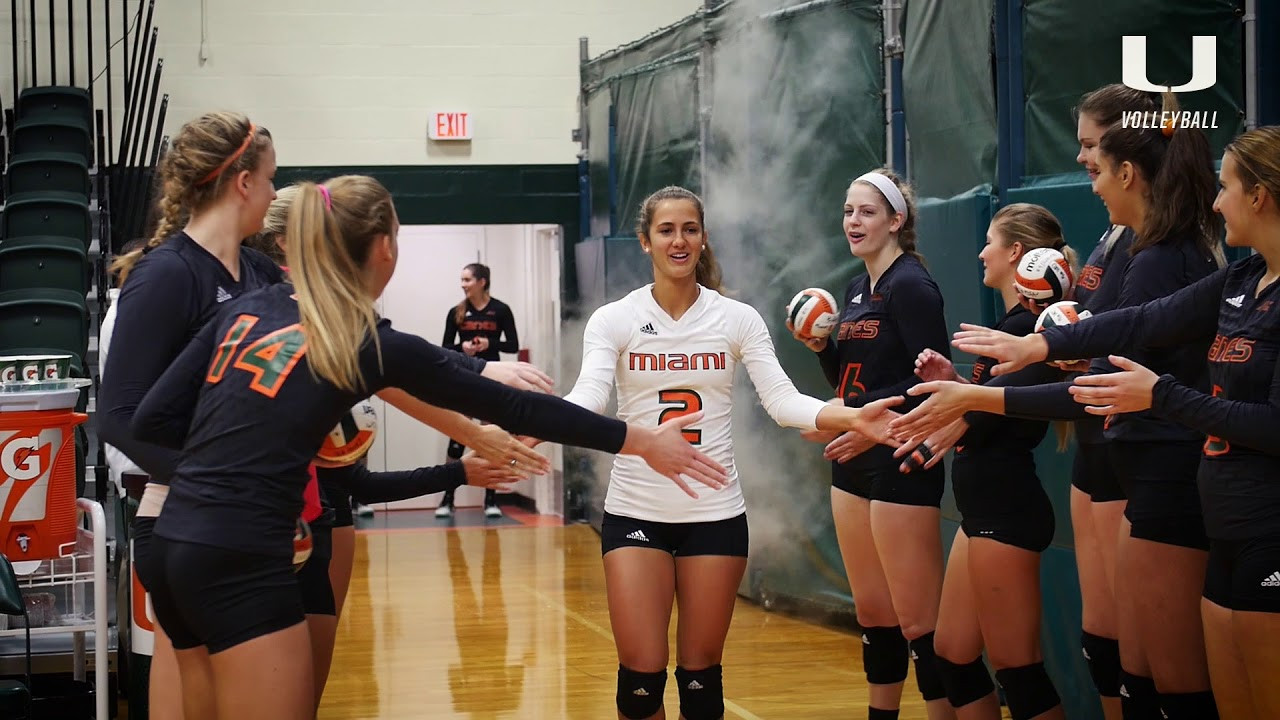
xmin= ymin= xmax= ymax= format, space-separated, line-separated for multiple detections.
xmin=369 ymin=225 xmax=482 ymax=510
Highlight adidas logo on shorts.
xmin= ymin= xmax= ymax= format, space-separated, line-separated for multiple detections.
xmin=687 ymin=680 xmax=704 ymax=690
xmin=626 ymin=529 xmax=650 ymax=542
xmin=633 ymin=688 xmax=649 ymax=696
xmin=1261 ymin=571 xmax=1280 ymax=587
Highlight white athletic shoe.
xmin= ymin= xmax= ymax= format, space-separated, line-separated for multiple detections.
xmin=355 ymin=503 xmax=374 ymax=517
xmin=435 ymin=503 xmax=453 ymax=518
xmin=484 ymin=504 xmax=502 ymax=518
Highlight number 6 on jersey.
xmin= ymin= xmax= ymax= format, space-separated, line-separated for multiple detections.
xmin=657 ymin=389 xmax=703 ymax=444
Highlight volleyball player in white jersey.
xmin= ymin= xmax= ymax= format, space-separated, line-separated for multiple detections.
xmin=564 ymin=186 xmax=903 ymax=720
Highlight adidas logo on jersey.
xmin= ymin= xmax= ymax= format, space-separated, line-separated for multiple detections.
xmin=215 ymin=286 xmax=233 ymax=303
xmin=1226 ymin=294 xmax=1245 ymax=308
xmin=1261 ymin=572 xmax=1280 ymax=587
xmin=852 ymin=293 xmax=863 ymax=304
xmin=626 ymin=530 xmax=650 ymax=542
xmin=640 ymin=323 xmax=658 ymax=335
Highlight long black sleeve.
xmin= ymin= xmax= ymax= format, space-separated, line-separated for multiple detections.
xmin=335 ymin=461 xmax=467 ymax=503
xmin=442 ymin=307 xmax=462 ymax=351
xmin=379 ymin=325 xmax=628 ymax=454
xmin=1151 ymin=364 xmax=1280 ymax=456
xmin=131 ymin=320 xmax=219 ymax=449
xmin=963 ymin=361 xmax=1067 ymax=442
xmin=1003 ymin=381 xmax=1092 ymax=421
xmin=98 ymin=259 xmax=198 ymax=479
xmin=1041 ymin=263 xmax=1226 ymax=363
xmin=496 ymin=303 xmax=519 ymax=354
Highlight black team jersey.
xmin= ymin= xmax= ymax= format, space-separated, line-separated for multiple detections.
xmin=137 ymin=284 xmax=627 ymax=556
xmin=956 ymin=305 xmax=1061 ymax=459
xmin=1070 ymin=226 xmax=1135 ymax=443
xmin=443 ymin=297 xmax=519 ymax=362
xmin=98 ymin=233 xmax=285 ymax=484
xmin=1038 ymin=254 xmax=1280 ymax=539
xmin=816 ymin=253 xmax=950 ymax=471
xmin=1003 ymin=234 xmax=1217 ymax=444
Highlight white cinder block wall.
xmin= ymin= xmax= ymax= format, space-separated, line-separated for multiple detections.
xmin=147 ymin=0 xmax=703 ymax=166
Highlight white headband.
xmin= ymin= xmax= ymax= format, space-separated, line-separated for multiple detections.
xmin=855 ymin=172 xmax=908 ymax=220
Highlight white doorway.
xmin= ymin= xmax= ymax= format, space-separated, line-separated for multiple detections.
xmin=365 ymin=224 xmax=565 ymax=516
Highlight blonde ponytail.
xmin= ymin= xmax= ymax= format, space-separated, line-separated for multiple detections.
xmin=286 ymin=177 xmax=396 ymax=393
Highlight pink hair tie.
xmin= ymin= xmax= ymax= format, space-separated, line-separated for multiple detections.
xmin=317 ymin=184 xmax=332 ymax=211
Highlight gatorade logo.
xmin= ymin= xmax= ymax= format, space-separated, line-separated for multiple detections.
xmin=1 ymin=432 xmax=51 ymax=482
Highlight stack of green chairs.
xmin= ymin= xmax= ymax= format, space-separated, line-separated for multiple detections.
xmin=0 ymin=84 xmax=96 ymax=492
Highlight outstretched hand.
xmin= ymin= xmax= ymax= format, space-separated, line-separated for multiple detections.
xmin=481 ymin=361 xmax=555 ymax=393
xmin=893 ymin=418 xmax=967 ymax=473
xmin=1069 ymin=355 xmax=1157 ymax=415
xmin=467 ymin=424 xmax=552 ymax=478
xmin=915 ymin=348 xmax=963 ymax=383
xmin=888 ymin=381 xmax=974 ymax=443
xmin=460 ymin=452 xmax=524 ymax=492
xmin=626 ymin=412 xmax=731 ymax=499
xmin=951 ymin=323 xmax=1048 ymax=376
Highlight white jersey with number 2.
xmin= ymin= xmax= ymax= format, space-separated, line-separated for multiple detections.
xmin=564 ymin=284 xmax=828 ymax=524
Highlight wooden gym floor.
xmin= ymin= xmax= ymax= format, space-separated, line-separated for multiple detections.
xmin=319 ymin=515 xmax=943 ymax=719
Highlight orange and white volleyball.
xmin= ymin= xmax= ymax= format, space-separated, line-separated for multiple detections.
xmin=1014 ymin=247 xmax=1074 ymax=304
xmin=787 ymin=288 xmax=839 ymax=340
xmin=315 ymin=399 xmax=378 ymax=468
xmin=1034 ymin=300 xmax=1093 ymax=333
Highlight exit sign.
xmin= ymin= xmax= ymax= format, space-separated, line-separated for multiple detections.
xmin=429 ymin=112 xmax=472 ymax=140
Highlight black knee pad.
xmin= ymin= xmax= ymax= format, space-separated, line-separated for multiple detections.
xmin=446 ymin=439 xmax=465 ymax=460
xmin=861 ymin=625 xmax=909 ymax=685
xmin=995 ymin=663 xmax=1060 ymax=720
xmin=616 ymin=665 xmax=667 ymax=720
xmin=675 ymin=664 xmax=723 ymax=720
xmin=1158 ymin=690 xmax=1220 ymax=720
xmin=935 ymin=656 xmax=994 ymax=708
xmin=1080 ymin=631 xmax=1121 ymax=698
xmin=908 ymin=632 xmax=947 ymax=702
xmin=1119 ymin=670 xmax=1160 ymax=720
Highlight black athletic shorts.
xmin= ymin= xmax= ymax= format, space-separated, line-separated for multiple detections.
xmin=833 ymin=462 xmax=945 ymax=508
xmin=148 ymin=537 xmax=305 ymax=654
xmin=132 ymin=515 xmax=158 ymax=592
xmin=1071 ymin=441 xmax=1126 ymax=503
xmin=1203 ymin=535 xmax=1280 ymax=613
xmin=952 ymin=452 xmax=1055 ymax=553
xmin=298 ymin=522 xmax=335 ymax=616
xmin=600 ymin=511 xmax=748 ymax=558
xmin=317 ymin=471 xmax=354 ymax=528
xmin=1110 ymin=441 xmax=1209 ymax=551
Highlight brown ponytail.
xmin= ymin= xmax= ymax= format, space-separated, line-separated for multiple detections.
xmin=636 ymin=185 xmax=724 ymax=293
xmin=286 ymin=176 xmax=396 ymax=393
xmin=111 ymin=111 xmax=273 ymax=285
xmin=1097 ymin=93 xmax=1221 ymax=264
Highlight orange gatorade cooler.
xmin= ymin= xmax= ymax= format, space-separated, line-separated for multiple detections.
xmin=0 ymin=382 xmax=90 ymax=565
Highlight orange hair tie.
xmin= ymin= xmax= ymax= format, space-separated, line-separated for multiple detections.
xmin=1160 ymin=116 xmax=1176 ymax=138
xmin=195 ymin=123 xmax=257 ymax=186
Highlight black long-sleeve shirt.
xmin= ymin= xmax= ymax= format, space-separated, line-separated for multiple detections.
xmin=816 ymin=253 xmax=950 ymax=471
xmin=96 ymin=234 xmax=285 ymax=483
xmin=141 ymin=284 xmax=627 ymax=556
xmin=1039 ymin=254 xmax=1280 ymax=539
xmin=1004 ymin=234 xmax=1216 ymax=443
xmin=323 ymin=460 xmax=468 ymax=503
xmin=442 ymin=297 xmax=519 ymax=361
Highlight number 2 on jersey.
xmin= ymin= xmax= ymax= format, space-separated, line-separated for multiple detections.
xmin=206 ymin=314 xmax=309 ymax=398
xmin=1204 ymin=384 xmax=1230 ymax=456
xmin=657 ymin=389 xmax=703 ymax=444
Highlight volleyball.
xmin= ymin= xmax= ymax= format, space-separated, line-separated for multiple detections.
xmin=315 ymin=399 xmax=377 ymax=468
xmin=1034 ymin=300 xmax=1092 ymax=333
xmin=787 ymin=288 xmax=840 ymax=340
xmin=1014 ymin=248 xmax=1074 ymax=305
xmin=293 ymin=517 xmax=313 ymax=572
